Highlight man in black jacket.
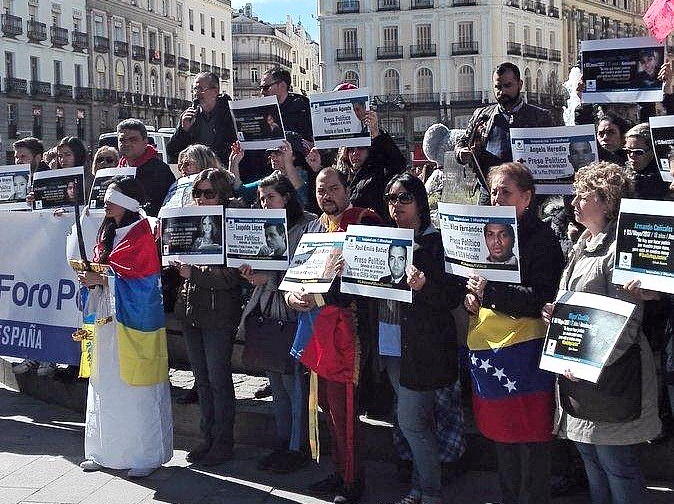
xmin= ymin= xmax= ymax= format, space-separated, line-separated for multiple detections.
xmin=259 ymin=67 xmax=312 ymax=142
xmin=167 ymin=72 xmax=237 ymax=168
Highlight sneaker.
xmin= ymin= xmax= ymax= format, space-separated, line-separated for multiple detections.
xmin=270 ymin=450 xmax=309 ymax=474
xmin=307 ymin=473 xmax=343 ymax=496
xmin=176 ymin=388 xmax=199 ymax=404
xmin=186 ymin=443 xmax=211 ymax=463
xmin=254 ymin=382 xmax=272 ymax=399
xmin=256 ymin=449 xmax=287 ymax=471
xmin=37 ymin=362 xmax=57 ymax=377
xmin=127 ymin=467 xmax=157 ymax=478
xmin=79 ymin=460 xmax=103 ymax=472
xmin=12 ymin=359 xmax=38 ymax=375
xmin=333 ymin=479 xmax=364 ymax=504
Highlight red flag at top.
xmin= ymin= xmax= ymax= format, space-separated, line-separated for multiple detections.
xmin=644 ymin=0 xmax=674 ymax=42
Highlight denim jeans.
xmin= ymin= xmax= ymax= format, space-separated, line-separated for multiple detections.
xmin=182 ymin=324 xmax=235 ymax=450
xmin=574 ymin=442 xmax=644 ymax=504
xmin=385 ymin=357 xmax=442 ymax=504
xmin=267 ymin=362 xmax=307 ymax=452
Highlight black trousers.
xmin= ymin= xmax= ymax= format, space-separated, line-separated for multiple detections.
xmin=494 ymin=441 xmax=552 ymax=504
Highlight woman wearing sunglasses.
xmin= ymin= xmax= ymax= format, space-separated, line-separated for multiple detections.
xmin=376 ymin=173 xmax=464 ymax=504
xmin=172 ymin=168 xmax=243 ymax=466
xmin=624 ymin=123 xmax=669 ymax=200
xmin=91 ymin=146 xmax=119 ymax=175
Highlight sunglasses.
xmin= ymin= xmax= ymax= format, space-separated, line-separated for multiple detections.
xmin=259 ymin=81 xmax=280 ymax=91
xmin=384 ymin=192 xmax=415 ymax=205
xmin=192 ymin=188 xmax=218 ymax=199
xmin=96 ymin=156 xmax=116 ymax=164
xmin=624 ymin=148 xmax=647 ymax=156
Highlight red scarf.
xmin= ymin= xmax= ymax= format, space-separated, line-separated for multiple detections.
xmin=119 ymin=144 xmax=158 ymax=167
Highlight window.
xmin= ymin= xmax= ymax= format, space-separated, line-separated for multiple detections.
xmin=292 ymin=51 xmax=297 ymax=63
xmin=189 ymin=44 xmax=195 ymax=60
xmin=56 ymin=108 xmax=65 ymax=140
xmin=535 ymin=69 xmax=543 ymax=94
xmin=150 ymin=70 xmax=158 ymax=95
xmin=3 ymin=0 xmax=13 ymax=15
xmin=211 ymin=50 xmax=216 ymax=66
xmin=508 ymin=23 xmax=515 ymax=43
xmin=32 ymin=106 xmax=42 ymax=139
xmin=524 ymin=67 xmax=531 ymax=91
xmin=383 ymin=69 xmax=399 ymax=94
xmin=220 ymin=21 xmax=225 ymax=41
xmin=149 ymin=32 xmax=157 ymax=51
xmin=211 ymin=17 xmax=215 ymax=38
xmin=200 ymin=13 xmax=205 ymax=35
xmin=7 ymin=103 xmax=17 ymax=139
xmin=457 ymin=65 xmax=474 ymax=93
xmin=148 ymin=0 xmax=155 ymax=12
xmin=74 ymin=64 xmax=82 ymax=87
xmin=457 ymin=22 xmax=473 ymax=45
xmin=54 ymin=60 xmax=62 ymax=85
xmin=523 ymin=26 xmax=530 ymax=45
xmin=188 ymin=9 xmax=193 ymax=30
xmin=28 ymin=5 xmax=37 ymax=20
xmin=233 ymin=68 xmax=238 ymax=82
xmin=96 ymin=57 xmax=106 ymax=88
xmin=417 ymin=68 xmax=433 ymax=94
xmin=52 ymin=10 xmax=61 ymax=27
xmin=293 ymin=74 xmax=298 ymax=88
xmin=177 ymin=2 xmax=183 ymax=26
xmin=132 ymin=28 xmax=140 ymax=46
xmin=165 ymin=72 xmax=173 ymax=96
xmin=535 ymin=28 xmax=542 ymax=47
xmin=164 ymin=35 xmax=172 ymax=54
xmin=5 ymin=51 xmax=14 ymax=79
xmin=251 ymin=67 xmax=259 ymax=82
xmin=161 ymin=0 xmax=168 ymax=16
xmin=116 ymin=60 xmax=126 ymax=90
xmin=549 ymin=31 xmax=556 ymax=50
xmin=343 ymin=28 xmax=357 ymax=50
xmin=344 ymin=70 xmax=359 ymax=86
xmin=383 ymin=26 xmax=398 ymax=48
xmin=133 ymin=65 xmax=143 ymax=93
xmin=30 ymin=56 xmax=39 ymax=82
xmin=76 ymin=110 xmax=86 ymax=141
xmin=94 ymin=15 xmax=104 ymax=37
xmin=416 ymin=24 xmax=431 ymax=47
xmin=114 ymin=22 xmax=124 ymax=42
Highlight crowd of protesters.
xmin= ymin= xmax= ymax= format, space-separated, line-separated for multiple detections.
xmin=5 ymin=63 xmax=674 ymax=504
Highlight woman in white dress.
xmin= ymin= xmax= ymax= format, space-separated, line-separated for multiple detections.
xmin=77 ymin=176 xmax=173 ymax=478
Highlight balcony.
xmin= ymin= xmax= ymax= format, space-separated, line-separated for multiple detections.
xmin=74 ymin=86 xmax=92 ymax=101
xmin=449 ymin=91 xmax=483 ymax=103
xmin=233 ymin=78 xmax=260 ymax=89
xmin=411 ymin=0 xmax=434 ymax=8
xmin=4 ymin=77 xmax=27 ymax=95
xmin=178 ymin=57 xmax=189 ymax=72
xmin=452 ymin=0 xmax=477 ymax=5
xmin=336 ymin=0 xmax=360 ymax=13
xmin=201 ymin=63 xmax=211 ymax=72
xmin=148 ymin=95 xmax=161 ymax=107
xmin=523 ymin=44 xmax=548 ymax=59
xmin=410 ymin=44 xmax=436 ymax=58
xmin=27 ymin=20 xmax=47 ymax=42
xmin=232 ymin=24 xmax=276 ymax=36
xmin=504 ymin=0 xmax=519 ymax=7
xmin=111 ymin=41 xmax=127 ymax=58
xmin=377 ymin=0 xmax=400 ymax=11
xmin=221 ymin=68 xmax=231 ymax=81
xmin=523 ymin=0 xmax=535 ymax=11
xmin=149 ymin=49 xmax=161 ymax=64
xmin=50 ymin=25 xmax=68 ymax=46
xmin=30 ymin=80 xmax=51 ymax=97
xmin=336 ymin=48 xmax=362 ymax=61
xmin=534 ymin=1 xmax=546 ymax=14
xmin=231 ymin=53 xmax=292 ymax=68
xmin=72 ymin=30 xmax=88 ymax=50
xmin=549 ymin=48 xmax=561 ymax=61
xmin=54 ymin=83 xmax=73 ymax=99
xmin=377 ymin=46 xmax=403 ymax=60
xmin=404 ymin=93 xmax=440 ymax=109
xmin=547 ymin=5 xmax=559 ymax=17
xmin=132 ymin=93 xmax=146 ymax=106
xmin=164 ymin=53 xmax=176 ymax=66
xmin=212 ymin=65 xmax=221 ymax=76
xmin=451 ymin=41 xmax=479 ymax=55
xmin=94 ymin=35 xmax=109 ymax=53
xmin=190 ymin=60 xmax=200 ymax=73
xmin=94 ymin=89 xmax=117 ymax=102
xmin=132 ymin=45 xmax=145 ymax=61
xmin=506 ymin=42 xmax=521 ymax=55
xmin=1 ymin=14 xmax=22 ymax=37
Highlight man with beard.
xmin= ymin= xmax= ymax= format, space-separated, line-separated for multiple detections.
xmin=484 ymin=223 xmax=518 ymax=267
xmin=378 ymin=244 xmax=410 ymax=289
xmin=455 ymin=62 xmax=554 ymax=203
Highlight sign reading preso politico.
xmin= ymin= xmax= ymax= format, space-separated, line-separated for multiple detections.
xmin=0 ymin=211 xmax=81 ymax=364
xmin=438 ymin=202 xmax=521 ymax=283
xmin=581 ymin=37 xmax=665 ymax=103
xmin=648 ymin=115 xmax=674 ymax=183
xmin=539 ymin=291 xmax=635 ymax=383
xmin=32 ymin=166 xmax=86 ymax=210
xmin=225 ymin=208 xmax=289 ymax=270
xmin=310 ymin=87 xmax=371 ymax=149
xmin=229 ymin=95 xmax=285 ymax=150
xmin=88 ymin=167 xmax=136 ymax=213
xmin=613 ymin=198 xmax=674 ymax=294
xmin=510 ymin=125 xmax=598 ymax=194
xmin=159 ymin=205 xmax=225 ymax=266
xmin=340 ymin=225 xmax=414 ymax=303
xmin=279 ymin=232 xmax=346 ymax=293
xmin=0 ymin=164 xmax=30 ymax=211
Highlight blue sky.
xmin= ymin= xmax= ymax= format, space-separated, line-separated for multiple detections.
xmin=231 ymin=1 xmax=319 ymax=40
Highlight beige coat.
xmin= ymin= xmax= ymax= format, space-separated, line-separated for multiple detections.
xmin=553 ymin=221 xmax=661 ymax=445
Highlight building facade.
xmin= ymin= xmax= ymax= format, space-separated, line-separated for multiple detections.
xmin=0 ymin=0 xmax=90 ymax=158
xmin=318 ymin=0 xmax=564 ymax=156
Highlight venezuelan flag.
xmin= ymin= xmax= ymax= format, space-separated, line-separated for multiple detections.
xmin=107 ymin=219 xmax=168 ymax=386
xmin=467 ymin=308 xmax=554 ymax=443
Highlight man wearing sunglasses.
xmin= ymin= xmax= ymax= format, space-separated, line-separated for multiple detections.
xmin=167 ymin=72 xmax=237 ymax=169
xmin=259 ymin=68 xmax=312 ymax=143
xmin=624 ymin=122 xmax=669 ymax=200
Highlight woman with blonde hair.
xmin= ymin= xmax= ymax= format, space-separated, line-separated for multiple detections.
xmin=91 ymin=146 xmax=119 ymax=175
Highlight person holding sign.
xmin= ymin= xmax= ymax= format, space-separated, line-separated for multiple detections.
xmin=541 ymin=162 xmax=661 ymax=504
xmin=464 ymin=162 xmax=564 ymax=504
xmin=77 ymin=176 xmax=172 ymax=478
xmin=172 ymin=169 xmax=243 ymax=466
xmin=376 ymin=173 xmax=464 ymax=504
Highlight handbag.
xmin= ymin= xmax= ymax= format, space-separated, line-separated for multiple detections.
xmin=242 ymin=292 xmax=297 ymax=375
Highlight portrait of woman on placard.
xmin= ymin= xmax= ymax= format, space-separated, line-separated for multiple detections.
xmin=193 ymin=215 xmax=221 ymax=251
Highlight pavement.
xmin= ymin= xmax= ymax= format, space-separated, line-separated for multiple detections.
xmin=2 ymin=384 xmax=674 ymax=504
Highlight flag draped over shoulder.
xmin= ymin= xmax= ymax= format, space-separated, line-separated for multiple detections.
xmin=96 ymin=219 xmax=168 ymax=386
xmin=644 ymin=0 xmax=674 ymax=42
xmin=467 ymin=308 xmax=554 ymax=443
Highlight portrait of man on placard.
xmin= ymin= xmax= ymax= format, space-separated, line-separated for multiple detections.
xmin=484 ymin=223 xmax=518 ymax=266
xmin=378 ymin=243 xmax=410 ymax=290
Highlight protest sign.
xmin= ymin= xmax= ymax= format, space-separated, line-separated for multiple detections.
xmin=225 ymin=208 xmax=289 ymax=270
xmin=279 ymin=232 xmax=346 ymax=293
xmin=32 ymin=166 xmax=85 ymax=210
xmin=581 ymin=37 xmax=665 ymax=103
xmin=88 ymin=167 xmax=136 ymax=213
xmin=340 ymin=225 xmax=414 ymax=303
xmin=161 ymin=173 xmax=198 ymax=209
xmin=540 ymin=291 xmax=635 ymax=383
xmin=230 ymin=96 xmax=285 ymax=150
xmin=648 ymin=115 xmax=674 ymax=183
xmin=438 ymin=202 xmax=521 ymax=283
xmin=310 ymin=87 xmax=371 ymax=149
xmin=613 ymin=198 xmax=674 ymax=294
xmin=0 ymin=164 xmax=30 ymax=211
xmin=510 ymin=125 xmax=598 ymax=194
xmin=159 ymin=206 xmax=224 ymax=265
xmin=0 ymin=211 xmax=81 ymax=364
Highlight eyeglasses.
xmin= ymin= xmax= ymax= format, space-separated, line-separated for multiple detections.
xmin=624 ymin=148 xmax=648 ymax=156
xmin=259 ymin=81 xmax=281 ymax=91
xmin=192 ymin=188 xmax=218 ymax=199
xmin=192 ymin=86 xmax=216 ymax=93
xmin=96 ymin=156 xmax=117 ymax=164
xmin=384 ymin=192 xmax=415 ymax=205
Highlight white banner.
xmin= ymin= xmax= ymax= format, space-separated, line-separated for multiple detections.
xmin=279 ymin=232 xmax=345 ymax=293
xmin=159 ymin=205 xmax=225 ymax=266
xmin=310 ymin=88 xmax=371 ymax=149
xmin=225 ymin=208 xmax=289 ymax=270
